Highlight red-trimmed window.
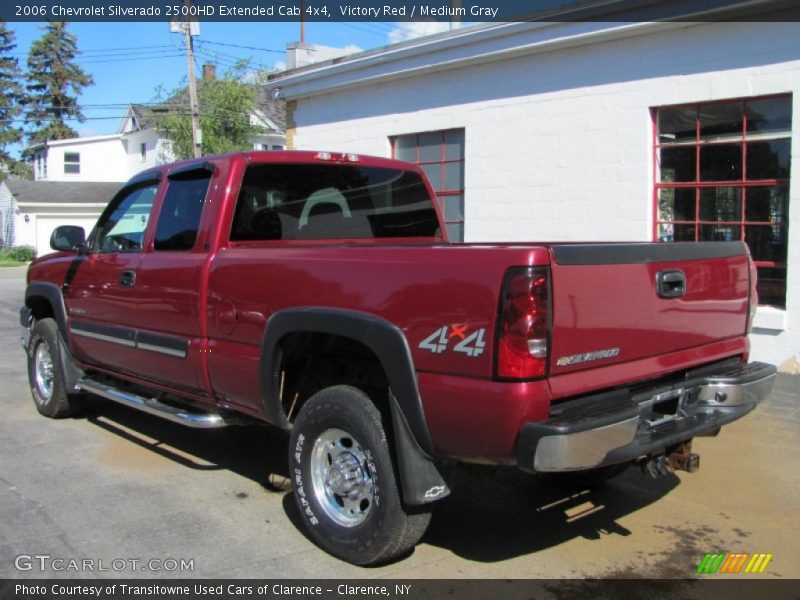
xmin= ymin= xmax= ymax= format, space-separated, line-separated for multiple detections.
xmin=392 ymin=129 xmax=465 ymax=242
xmin=654 ymin=95 xmax=792 ymax=308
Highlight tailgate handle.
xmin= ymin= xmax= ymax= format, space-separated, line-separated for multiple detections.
xmin=656 ymin=269 xmax=685 ymax=298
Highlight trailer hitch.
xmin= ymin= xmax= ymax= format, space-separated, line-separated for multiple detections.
xmin=641 ymin=440 xmax=700 ymax=477
xmin=667 ymin=440 xmax=700 ymax=473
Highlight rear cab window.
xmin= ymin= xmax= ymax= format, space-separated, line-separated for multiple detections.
xmin=230 ymin=163 xmax=441 ymax=242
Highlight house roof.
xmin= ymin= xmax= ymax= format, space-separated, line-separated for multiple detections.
xmin=26 ymin=133 xmax=124 ymax=152
xmin=128 ymin=88 xmax=286 ymax=134
xmin=5 ymin=180 xmax=121 ymax=206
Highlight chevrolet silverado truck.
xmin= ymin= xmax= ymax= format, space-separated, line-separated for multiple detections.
xmin=21 ymin=151 xmax=776 ymax=565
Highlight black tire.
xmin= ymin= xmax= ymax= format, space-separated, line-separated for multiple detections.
xmin=550 ymin=463 xmax=630 ymax=489
xmin=27 ymin=318 xmax=82 ymax=418
xmin=289 ymin=385 xmax=432 ymax=565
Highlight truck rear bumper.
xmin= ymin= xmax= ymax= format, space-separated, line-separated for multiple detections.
xmin=517 ymin=361 xmax=776 ymax=472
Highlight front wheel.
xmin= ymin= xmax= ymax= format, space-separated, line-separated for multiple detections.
xmin=289 ymin=385 xmax=431 ymax=565
xmin=27 ymin=318 xmax=83 ymax=418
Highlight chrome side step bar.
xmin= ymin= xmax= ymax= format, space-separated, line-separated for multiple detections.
xmin=77 ymin=378 xmax=237 ymax=429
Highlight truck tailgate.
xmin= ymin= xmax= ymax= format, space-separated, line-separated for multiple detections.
xmin=548 ymin=241 xmax=750 ymax=377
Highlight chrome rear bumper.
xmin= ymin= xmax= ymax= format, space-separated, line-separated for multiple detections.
xmin=518 ymin=361 xmax=776 ymax=472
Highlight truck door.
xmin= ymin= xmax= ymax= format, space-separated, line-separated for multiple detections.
xmin=65 ymin=177 xmax=160 ymax=376
xmin=132 ymin=163 xmax=216 ymax=393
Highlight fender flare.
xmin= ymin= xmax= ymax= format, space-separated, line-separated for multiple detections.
xmin=259 ymin=307 xmax=450 ymax=505
xmin=24 ymin=282 xmax=84 ymax=393
xmin=25 ymin=282 xmax=70 ymax=343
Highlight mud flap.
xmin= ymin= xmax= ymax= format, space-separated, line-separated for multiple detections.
xmin=389 ymin=394 xmax=450 ymax=506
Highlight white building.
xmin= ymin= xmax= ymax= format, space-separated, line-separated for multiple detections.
xmin=267 ymin=6 xmax=799 ymax=370
xmin=28 ymin=133 xmax=148 ymax=183
xmin=10 ymin=63 xmax=286 ymax=257
xmin=29 ymin=67 xmax=287 ymax=184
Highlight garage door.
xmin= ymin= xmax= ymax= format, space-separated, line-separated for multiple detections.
xmin=35 ymin=216 xmax=99 ymax=259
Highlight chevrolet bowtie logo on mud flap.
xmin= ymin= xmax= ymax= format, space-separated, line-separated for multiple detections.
xmin=424 ymin=486 xmax=447 ymax=500
xmin=419 ymin=325 xmax=487 ymax=358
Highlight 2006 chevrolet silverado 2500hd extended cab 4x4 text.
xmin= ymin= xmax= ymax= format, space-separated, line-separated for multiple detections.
xmin=20 ymin=151 xmax=776 ymax=565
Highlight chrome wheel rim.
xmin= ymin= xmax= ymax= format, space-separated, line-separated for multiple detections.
xmin=34 ymin=341 xmax=54 ymax=402
xmin=310 ymin=428 xmax=374 ymax=527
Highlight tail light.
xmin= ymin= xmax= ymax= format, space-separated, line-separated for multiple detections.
xmin=495 ymin=267 xmax=551 ymax=379
xmin=746 ymin=255 xmax=758 ymax=335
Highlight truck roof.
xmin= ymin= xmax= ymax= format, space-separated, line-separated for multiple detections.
xmin=129 ymin=150 xmax=420 ymax=186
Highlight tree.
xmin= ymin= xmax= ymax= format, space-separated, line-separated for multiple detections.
xmin=24 ymin=22 xmax=93 ymax=150
xmin=0 ymin=23 xmax=25 ymax=178
xmin=155 ymin=64 xmax=261 ymax=160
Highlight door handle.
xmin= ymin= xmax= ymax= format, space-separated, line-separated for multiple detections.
xmin=656 ymin=269 xmax=685 ymax=298
xmin=119 ymin=270 xmax=136 ymax=288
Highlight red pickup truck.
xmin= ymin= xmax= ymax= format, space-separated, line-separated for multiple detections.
xmin=21 ymin=151 xmax=775 ymax=565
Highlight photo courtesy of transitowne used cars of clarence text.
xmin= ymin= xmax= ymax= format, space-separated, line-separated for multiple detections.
xmin=20 ymin=150 xmax=777 ymax=565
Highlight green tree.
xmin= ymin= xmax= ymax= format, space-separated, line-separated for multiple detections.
xmin=155 ymin=65 xmax=261 ymax=159
xmin=0 ymin=23 xmax=25 ymax=178
xmin=24 ymin=22 xmax=93 ymax=150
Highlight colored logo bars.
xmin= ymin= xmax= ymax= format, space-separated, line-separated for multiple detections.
xmin=697 ymin=553 xmax=773 ymax=574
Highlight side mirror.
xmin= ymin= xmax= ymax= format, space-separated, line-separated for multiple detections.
xmin=50 ymin=225 xmax=87 ymax=252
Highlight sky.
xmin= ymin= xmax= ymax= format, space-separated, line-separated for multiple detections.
xmin=6 ymin=20 xmax=455 ymax=157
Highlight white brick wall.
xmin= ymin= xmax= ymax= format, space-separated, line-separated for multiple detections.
xmin=287 ymin=21 xmax=800 ymax=367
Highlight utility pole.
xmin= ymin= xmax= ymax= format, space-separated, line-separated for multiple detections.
xmin=183 ymin=0 xmax=202 ymax=158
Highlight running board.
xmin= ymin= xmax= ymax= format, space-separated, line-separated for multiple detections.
xmin=77 ymin=379 xmax=238 ymax=429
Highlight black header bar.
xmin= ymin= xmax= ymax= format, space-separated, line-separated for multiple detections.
xmin=2 ymin=0 xmax=798 ymax=22
xmin=3 ymin=579 xmax=800 ymax=600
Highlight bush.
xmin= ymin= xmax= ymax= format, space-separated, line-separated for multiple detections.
xmin=0 ymin=245 xmax=36 ymax=262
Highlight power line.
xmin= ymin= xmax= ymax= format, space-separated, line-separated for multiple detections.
xmin=193 ymin=49 xmax=271 ymax=73
xmin=199 ymin=40 xmax=284 ymax=54
xmin=76 ymin=54 xmax=186 ymax=65
xmin=6 ymin=44 xmax=176 ymax=57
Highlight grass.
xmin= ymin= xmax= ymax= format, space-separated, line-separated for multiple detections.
xmin=0 ymin=260 xmax=27 ymax=268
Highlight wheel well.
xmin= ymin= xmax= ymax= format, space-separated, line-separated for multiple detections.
xmin=276 ymin=332 xmax=390 ymax=424
xmin=27 ymin=296 xmax=55 ymax=321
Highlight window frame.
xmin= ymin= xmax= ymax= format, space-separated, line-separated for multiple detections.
xmin=652 ymin=93 xmax=792 ymax=307
xmin=63 ymin=152 xmax=80 ymax=175
xmin=228 ymin=162 xmax=442 ymax=244
xmin=89 ymin=181 xmax=159 ymax=254
xmin=152 ymin=167 xmax=214 ymax=252
xmin=391 ymin=129 xmax=465 ymax=242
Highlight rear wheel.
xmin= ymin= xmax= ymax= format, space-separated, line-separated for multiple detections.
xmin=289 ymin=385 xmax=431 ymax=565
xmin=27 ymin=318 xmax=82 ymax=418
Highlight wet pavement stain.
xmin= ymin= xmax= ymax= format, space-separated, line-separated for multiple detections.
xmin=98 ymin=438 xmax=174 ymax=471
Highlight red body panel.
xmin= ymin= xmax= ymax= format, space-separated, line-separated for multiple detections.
xmin=25 ymin=151 xmax=752 ymax=463
xmin=548 ymin=255 xmax=749 ymax=376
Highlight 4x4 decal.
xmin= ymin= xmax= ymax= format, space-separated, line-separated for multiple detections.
xmin=419 ymin=325 xmax=486 ymax=358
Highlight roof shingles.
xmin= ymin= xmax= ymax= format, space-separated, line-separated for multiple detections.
xmin=130 ymin=89 xmax=285 ymax=134
xmin=6 ymin=180 xmax=121 ymax=205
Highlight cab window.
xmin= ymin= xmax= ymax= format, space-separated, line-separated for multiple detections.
xmin=230 ymin=164 xmax=440 ymax=241
xmin=92 ymin=183 xmax=158 ymax=253
xmin=154 ymin=173 xmax=212 ymax=251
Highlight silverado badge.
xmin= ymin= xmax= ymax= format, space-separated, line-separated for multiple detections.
xmin=556 ymin=347 xmax=620 ymax=367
